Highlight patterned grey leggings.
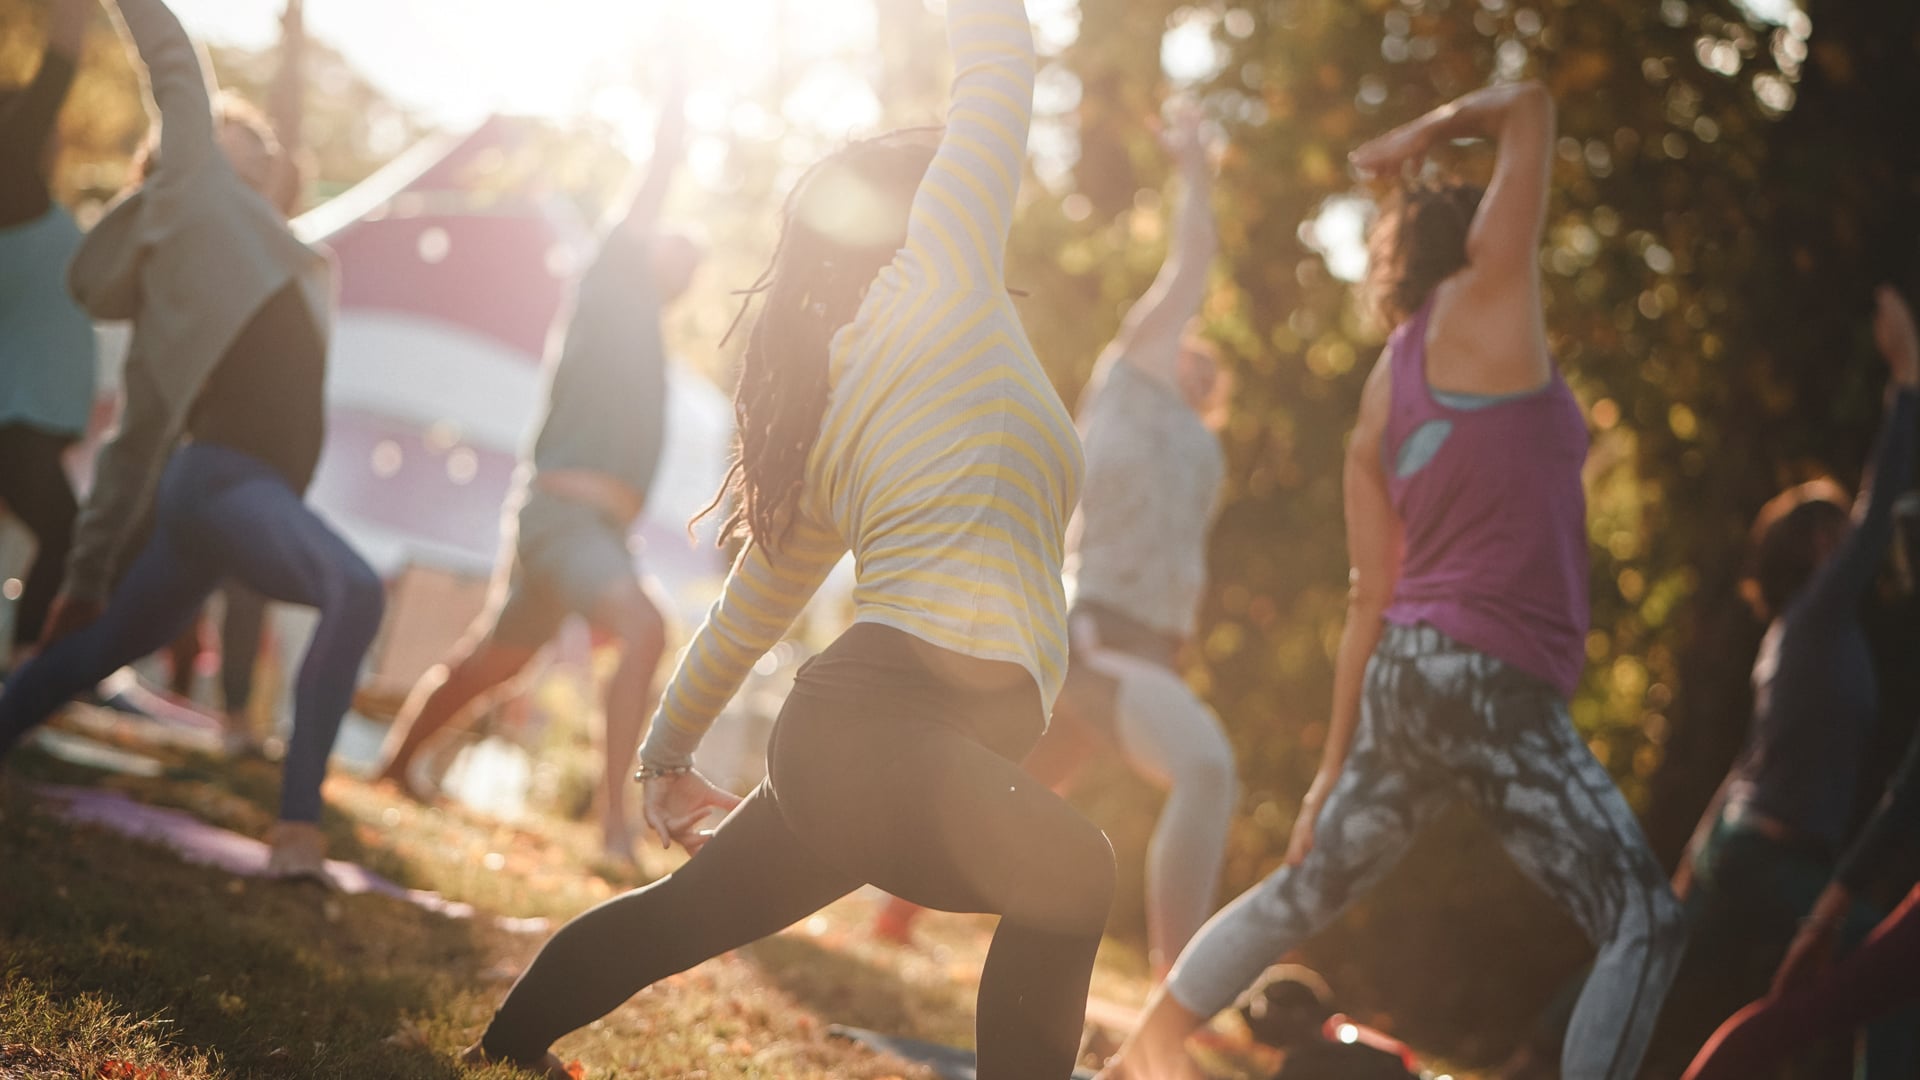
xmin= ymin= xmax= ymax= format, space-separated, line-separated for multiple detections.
xmin=1165 ymin=624 xmax=1687 ymax=1080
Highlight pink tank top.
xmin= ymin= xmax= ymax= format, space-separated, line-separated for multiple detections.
xmin=1381 ymin=295 xmax=1590 ymax=698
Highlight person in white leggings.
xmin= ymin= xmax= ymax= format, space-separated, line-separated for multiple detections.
xmin=874 ymin=104 xmax=1235 ymax=978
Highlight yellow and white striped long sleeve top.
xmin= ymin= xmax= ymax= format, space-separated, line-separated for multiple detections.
xmin=641 ymin=0 xmax=1082 ymax=768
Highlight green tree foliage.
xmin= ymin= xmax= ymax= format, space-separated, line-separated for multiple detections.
xmin=1004 ymin=0 xmax=1917 ymax=1063
xmin=2 ymin=0 xmax=428 ymax=207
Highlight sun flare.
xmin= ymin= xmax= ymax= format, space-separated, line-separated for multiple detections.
xmin=173 ymin=0 xmax=888 ymax=135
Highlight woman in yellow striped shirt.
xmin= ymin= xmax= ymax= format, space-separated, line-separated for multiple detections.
xmin=463 ymin=0 xmax=1114 ymax=1074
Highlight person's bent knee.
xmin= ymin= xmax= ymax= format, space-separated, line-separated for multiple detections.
xmin=1083 ymin=835 xmax=1119 ymax=935
xmin=1001 ymin=813 xmax=1117 ymax=938
xmin=328 ymin=559 xmax=387 ymax=635
xmin=1051 ymin=819 xmax=1118 ymax=938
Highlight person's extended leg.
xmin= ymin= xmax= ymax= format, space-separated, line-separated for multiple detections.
xmin=0 ymin=424 xmax=80 ymax=652
xmin=215 ymin=584 xmax=269 ymax=752
xmin=185 ymin=464 xmax=384 ymax=824
xmin=0 ymin=526 xmax=217 ymax=756
xmin=373 ymin=541 xmax=558 ymax=794
xmin=769 ymin=661 xmax=1116 ymax=1079
xmin=1464 ymin=675 xmax=1686 ymax=1080
xmin=163 ymin=615 xmax=201 ymax=698
xmin=218 ymin=584 xmax=267 ymax=713
xmin=480 ymin=626 xmax=1113 ymax=1079
xmin=1104 ymin=673 xmax=1448 ymax=1080
xmin=1684 ymin=885 xmax=1920 ymax=1080
xmin=1100 ymin=651 xmax=1237 ymax=976
xmin=477 ymin=784 xmax=862 ymax=1063
xmin=585 ymin=577 xmax=667 ymax=860
xmin=873 ymin=652 xmax=1108 ymax=946
xmin=373 ymin=636 xmax=538 ymax=793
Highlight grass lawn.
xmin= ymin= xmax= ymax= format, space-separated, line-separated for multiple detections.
xmin=0 ymin=713 xmax=1281 ymax=1080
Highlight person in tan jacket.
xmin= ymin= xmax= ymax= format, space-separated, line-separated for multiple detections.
xmin=0 ymin=0 xmax=382 ymax=883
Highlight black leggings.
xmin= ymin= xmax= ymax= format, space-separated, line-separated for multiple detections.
xmin=481 ymin=623 xmax=1116 ymax=1077
xmin=0 ymin=423 xmax=78 ymax=648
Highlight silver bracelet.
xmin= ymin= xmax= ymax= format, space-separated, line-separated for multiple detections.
xmin=633 ymin=762 xmax=696 ymax=784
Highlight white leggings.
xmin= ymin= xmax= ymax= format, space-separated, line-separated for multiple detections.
xmin=1074 ymin=617 xmax=1237 ymax=972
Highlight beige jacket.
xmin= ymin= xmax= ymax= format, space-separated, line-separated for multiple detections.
xmin=65 ymin=0 xmax=331 ymax=600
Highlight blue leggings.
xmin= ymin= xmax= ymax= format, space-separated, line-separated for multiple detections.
xmin=0 ymin=443 xmax=383 ymax=822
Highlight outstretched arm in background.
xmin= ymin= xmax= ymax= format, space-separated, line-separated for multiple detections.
xmin=1771 ymin=289 xmax=1920 ymax=990
xmin=612 ymin=67 xmax=688 ymax=243
xmin=1287 ymin=346 xmax=1402 ymax=865
xmin=265 ymin=0 xmax=306 ymax=214
xmin=1812 ymin=286 xmax=1920 ymax=595
xmin=1797 ymin=286 xmax=1920 ymax=615
xmin=1104 ymin=102 xmax=1217 ymax=388
xmin=105 ymin=0 xmax=222 ymax=201
xmin=48 ymin=0 xmax=215 ymax=630
xmin=0 ymin=0 xmax=88 ymax=221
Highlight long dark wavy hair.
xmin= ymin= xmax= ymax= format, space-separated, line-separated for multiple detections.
xmin=694 ymin=128 xmax=941 ymax=551
xmin=1362 ymin=176 xmax=1485 ymax=329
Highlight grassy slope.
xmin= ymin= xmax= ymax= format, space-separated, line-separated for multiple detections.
xmin=1 ymin=717 xmax=1271 ymax=1080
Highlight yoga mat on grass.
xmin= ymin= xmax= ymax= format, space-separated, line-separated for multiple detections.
xmin=31 ymin=781 xmax=549 ymax=934
xmin=827 ymin=1025 xmax=1099 ymax=1080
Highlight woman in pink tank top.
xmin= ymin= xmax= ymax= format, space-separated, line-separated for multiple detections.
xmin=1100 ymin=83 xmax=1685 ymax=1080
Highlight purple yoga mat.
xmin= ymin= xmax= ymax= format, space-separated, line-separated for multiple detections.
xmin=33 ymin=783 xmax=548 ymax=934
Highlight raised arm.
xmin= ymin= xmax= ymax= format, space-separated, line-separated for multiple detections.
xmin=0 ymin=0 xmax=88 ymax=216
xmin=1349 ymin=80 xmax=1554 ymax=285
xmin=105 ymin=0 xmax=220 ymax=192
xmin=612 ymin=70 xmax=688 ymax=243
xmin=1105 ymin=104 xmax=1218 ymax=387
xmin=1801 ymin=287 xmax=1919 ymax=616
xmin=2 ymin=0 xmax=87 ymax=151
xmin=1286 ymin=349 xmax=1401 ymax=865
xmin=899 ymin=0 xmax=1035 ymax=289
xmin=48 ymin=0 xmax=89 ymax=62
xmin=265 ymin=0 xmax=306 ymax=214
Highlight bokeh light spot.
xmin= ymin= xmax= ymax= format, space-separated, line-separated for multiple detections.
xmin=417 ymin=226 xmax=451 ymax=264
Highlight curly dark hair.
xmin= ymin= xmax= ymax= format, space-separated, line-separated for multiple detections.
xmin=1361 ymin=177 xmax=1485 ymax=329
xmin=694 ymin=128 xmax=941 ymax=551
